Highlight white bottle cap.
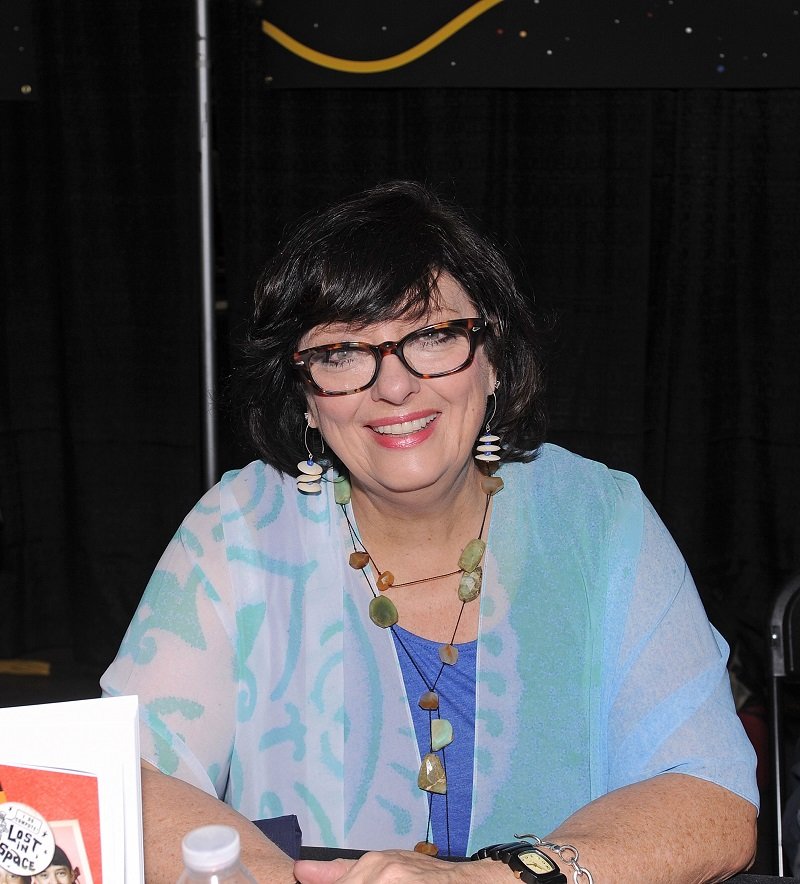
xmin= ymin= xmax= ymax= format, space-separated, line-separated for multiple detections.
xmin=182 ymin=825 xmax=241 ymax=872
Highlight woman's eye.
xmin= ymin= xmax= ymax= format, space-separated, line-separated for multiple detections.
xmin=415 ymin=329 xmax=458 ymax=348
xmin=319 ymin=348 xmax=359 ymax=368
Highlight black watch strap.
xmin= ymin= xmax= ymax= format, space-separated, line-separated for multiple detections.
xmin=471 ymin=842 xmax=567 ymax=883
xmin=472 ymin=841 xmax=530 ymax=860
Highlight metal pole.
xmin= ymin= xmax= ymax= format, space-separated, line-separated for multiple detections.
xmin=196 ymin=0 xmax=218 ymax=489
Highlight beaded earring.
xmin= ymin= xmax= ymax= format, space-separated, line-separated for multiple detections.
xmin=296 ymin=414 xmax=324 ymax=493
xmin=474 ymin=389 xmax=502 ymax=463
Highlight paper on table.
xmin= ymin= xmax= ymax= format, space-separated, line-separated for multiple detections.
xmin=0 ymin=695 xmax=143 ymax=883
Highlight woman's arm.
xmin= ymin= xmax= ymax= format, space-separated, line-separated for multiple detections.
xmin=141 ymin=761 xmax=297 ymax=883
xmin=539 ymin=773 xmax=756 ymax=884
xmin=294 ymin=775 xmax=755 ymax=884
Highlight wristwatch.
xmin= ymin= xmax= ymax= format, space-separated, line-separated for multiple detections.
xmin=471 ymin=841 xmax=567 ymax=883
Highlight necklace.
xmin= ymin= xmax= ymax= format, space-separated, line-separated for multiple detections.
xmin=337 ymin=473 xmax=504 ymax=856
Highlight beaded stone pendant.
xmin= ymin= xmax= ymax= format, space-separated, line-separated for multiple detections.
xmin=334 ymin=475 xmax=352 ymax=505
xmin=418 ymin=752 xmax=447 ymax=794
xmin=431 ymin=718 xmax=453 ymax=750
xmin=439 ymin=644 xmax=459 ymax=665
xmin=368 ymin=595 xmax=399 ymax=628
xmin=349 ymin=551 xmax=370 ymax=570
xmin=480 ymin=475 xmax=504 ymax=496
xmin=419 ymin=690 xmax=439 ymax=710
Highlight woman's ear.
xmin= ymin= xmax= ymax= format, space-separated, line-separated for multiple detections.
xmin=487 ymin=368 xmax=499 ymax=397
xmin=305 ymin=405 xmax=319 ymax=429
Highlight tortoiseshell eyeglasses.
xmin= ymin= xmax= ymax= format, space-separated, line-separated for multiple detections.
xmin=291 ymin=317 xmax=488 ymax=396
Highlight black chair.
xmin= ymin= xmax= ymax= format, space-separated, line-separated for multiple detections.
xmin=769 ymin=573 xmax=800 ymax=876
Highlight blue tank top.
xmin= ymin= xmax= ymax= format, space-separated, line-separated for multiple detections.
xmin=392 ymin=625 xmax=477 ymax=857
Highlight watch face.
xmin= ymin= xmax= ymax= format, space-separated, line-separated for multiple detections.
xmin=517 ymin=848 xmax=557 ymax=873
xmin=507 ymin=846 xmax=565 ymax=882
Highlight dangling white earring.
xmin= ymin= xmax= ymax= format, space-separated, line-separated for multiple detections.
xmin=297 ymin=414 xmax=324 ymax=493
xmin=474 ymin=389 xmax=501 ymax=463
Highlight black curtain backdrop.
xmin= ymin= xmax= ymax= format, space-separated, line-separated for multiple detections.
xmin=0 ymin=3 xmax=202 ymax=668
xmin=1 ymin=3 xmax=799 ymax=719
xmin=212 ymin=8 xmax=800 ymax=701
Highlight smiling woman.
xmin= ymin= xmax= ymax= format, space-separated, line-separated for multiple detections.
xmin=236 ymin=180 xmax=545 ymax=482
xmin=101 ymin=181 xmax=758 ymax=884
xmin=295 ymin=279 xmax=496 ymax=501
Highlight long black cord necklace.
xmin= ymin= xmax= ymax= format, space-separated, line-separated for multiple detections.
xmin=337 ymin=474 xmax=502 ymax=855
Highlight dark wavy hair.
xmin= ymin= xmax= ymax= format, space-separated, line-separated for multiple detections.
xmin=230 ymin=180 xmax=546 ymax=476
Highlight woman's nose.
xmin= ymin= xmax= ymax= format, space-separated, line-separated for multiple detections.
xmin=370 ymin=353 xmax=421 ymax=403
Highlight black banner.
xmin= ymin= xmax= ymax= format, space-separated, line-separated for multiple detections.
xmin=258 ymin=0 xmax=800 ymax=88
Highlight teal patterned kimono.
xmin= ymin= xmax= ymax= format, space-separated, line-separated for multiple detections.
xmin=101 ymin=444 xmax=758 ymax=852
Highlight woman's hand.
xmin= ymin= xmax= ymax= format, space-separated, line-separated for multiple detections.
xmin=294 ymin=852 xmax=505 ymax=883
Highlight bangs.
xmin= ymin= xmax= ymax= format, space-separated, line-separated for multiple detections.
xmin=298 ymin=263 xmax=462 ymax=333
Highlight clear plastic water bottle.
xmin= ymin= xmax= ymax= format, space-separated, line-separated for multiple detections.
xmin=176 ymin=824 xmax=257 ymax=883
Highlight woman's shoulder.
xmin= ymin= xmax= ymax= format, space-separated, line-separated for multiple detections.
xmin=506 ymin=443 xmax=642 ymax=502
xmin=200 ymin=459 xmax=289 ymax=504
xmin=498 ymin=445 xmax=646 ymax=556
xmin=174 ymin=459 xmax=293 ymax=535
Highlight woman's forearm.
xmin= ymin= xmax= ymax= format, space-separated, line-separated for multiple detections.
xmin=141 ymin=761 xmax=296 ymax=883
xmin=541 ymin=773 xmax=756 ymax=884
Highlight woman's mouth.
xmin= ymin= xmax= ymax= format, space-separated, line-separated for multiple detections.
xmin=370 ymin=414 xmax=438 ymax=436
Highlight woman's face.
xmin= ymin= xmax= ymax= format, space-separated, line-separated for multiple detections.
xmin=300 ymin=274 xmax=496 ymax=499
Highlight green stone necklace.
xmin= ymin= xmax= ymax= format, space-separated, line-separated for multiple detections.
xmin=336 ymin=473 xmax=504 ymax=856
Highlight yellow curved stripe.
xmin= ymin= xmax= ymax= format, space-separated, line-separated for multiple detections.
xmin=262 ymin=0 xmax=504 ymax=75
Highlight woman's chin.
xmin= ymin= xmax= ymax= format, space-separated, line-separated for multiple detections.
xmin=355 ymin=457 xmax=475 ymax=499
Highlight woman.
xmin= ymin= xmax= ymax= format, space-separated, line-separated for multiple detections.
xmin=102 ymin=181 xmax=758 ymax=882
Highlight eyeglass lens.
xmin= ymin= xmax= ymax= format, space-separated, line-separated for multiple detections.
xmin=307 ymin=324 xmax=473 ymax=393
